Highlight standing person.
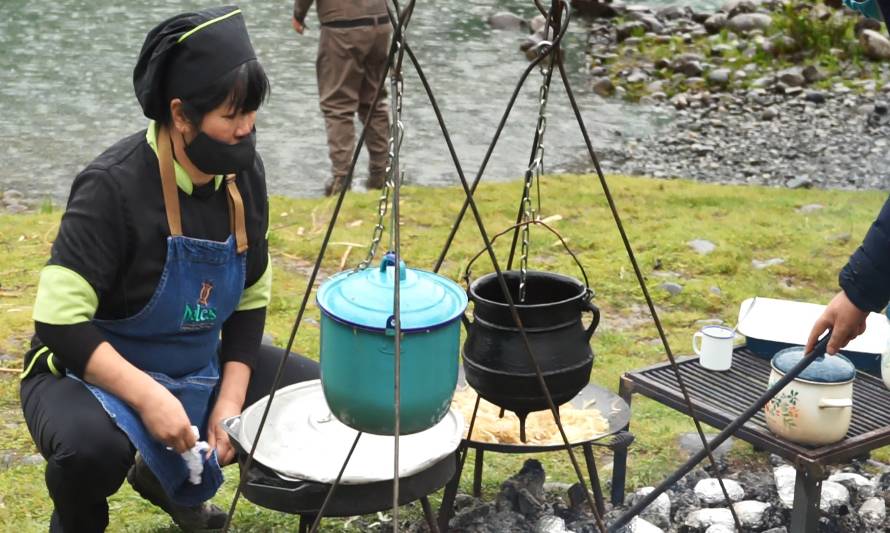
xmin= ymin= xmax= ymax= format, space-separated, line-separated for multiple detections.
xmin=292 ymin=0 xmax=392 ymax=196
xmin=806 ymin=0 xmax=890 ymax=355
xmin=19 ymin=6 xmax=319 ymax=532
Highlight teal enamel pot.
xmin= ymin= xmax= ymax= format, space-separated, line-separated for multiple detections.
xmin=316 ymin=253 xmax=468 ymax=435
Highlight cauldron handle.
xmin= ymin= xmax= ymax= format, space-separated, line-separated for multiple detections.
xmin=581 ymin=292 xmax=600 ymax=341
xmin=462 ymin=220 xmax=591 ymax=291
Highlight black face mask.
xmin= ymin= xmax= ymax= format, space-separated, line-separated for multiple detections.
xmin=184 ymin=128 xmax=256 ymax=175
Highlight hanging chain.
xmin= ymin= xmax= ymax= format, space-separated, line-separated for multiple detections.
xmin=358 ymin=70 xmax=405 ymax=270
xmin=519 ymin=63 xmax=550 ymax=302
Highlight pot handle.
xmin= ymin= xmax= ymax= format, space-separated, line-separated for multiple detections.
xmin=581 ymin=292 xmax=601 ymax=341
xmin=818 ymin=398 xmax=853 ymax=409
xmin=220 ymin=415 xmax=248 ymax=457
xmin=462 ymin=220 xmax=591 ymax=292
xmin=380 ymin=252 xmax=407 ymax=281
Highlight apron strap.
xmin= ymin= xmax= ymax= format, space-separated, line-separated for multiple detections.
xmin=157 ymin=126 xmax=183 ymax=237
xmin=225 ymin=174 xmax=249 ymax=254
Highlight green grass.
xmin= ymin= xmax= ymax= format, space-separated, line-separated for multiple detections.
xmin=0 ymin=173 xmax=886 ymax=530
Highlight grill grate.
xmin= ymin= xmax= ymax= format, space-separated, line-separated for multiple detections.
xmin=625 ymin=347 xmax=890 ymax=463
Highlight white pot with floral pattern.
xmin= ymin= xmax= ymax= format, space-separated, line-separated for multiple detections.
xmin=764 ymin=347 xmax=854 ymax=446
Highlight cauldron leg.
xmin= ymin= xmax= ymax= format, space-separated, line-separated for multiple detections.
xmin=498 ymin=407 xmax=505 ymax=418
xmin=518 ymin=412 xmax=528 ymax=443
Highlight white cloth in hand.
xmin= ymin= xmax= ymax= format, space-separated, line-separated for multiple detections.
xmin=181 ymin=425 xmax=211 ymax=485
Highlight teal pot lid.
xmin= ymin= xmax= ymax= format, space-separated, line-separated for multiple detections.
xmin=771 ymin=346 xmax=856 ymax=383
xmin=316 ymin=253 xmax=468 ymax=331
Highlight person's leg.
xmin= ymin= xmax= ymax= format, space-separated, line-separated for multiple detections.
xmin=20 ymin=373 xmax=134 ymax=533
xmin=358 ymin=24 xmax=393 ymax=189
xmin=245 ymin=344 xmax=320 ymax=407
xmin=317 ymin=27 xmax=366 ymax=195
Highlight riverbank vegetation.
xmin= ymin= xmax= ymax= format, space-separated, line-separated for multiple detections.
xmin=0 ymin=174 xmax=885 ymax=530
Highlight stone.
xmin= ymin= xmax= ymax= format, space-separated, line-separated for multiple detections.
xmin=617 ymin=21 xmax=648 ymax=42
xmin=572 ymin=0 xmax=621 ymax=18
xmin=796 ymin=203 xmax=823 ymax=213
xmin=761 ymin=528 xmax=787 ymax=533
xmin=776 ymin=68 xmax=805 ymax=87
xmin=752 ymin=258 xmax=784 ymax=269
xmin=704 ymin=525 xmax=735 ymax=533
xmin=529 ymin=14 xmax=547 ymax=34
xmin=732 ymin=500 xmax=771 ymax=529
xmin=2 ymin=190 xmax=23 ymax=202
xmin=859 ymin=497 xmax=886 ymax=529
xmin=804 ymin=91 xmax=826 ymax=104
xmin=629 ymin=487 xmax=671 ymax=528
xmin=593 ymin=77 xmax=615 ymax=97
xmin=827 ymin=471 xmax=876 ymax=500
xmin=704 ymin=13 xmax=728 ymax=34
xmin=684 ymin=508 xmax=734 ymax=529
xmin=694 ymin=478 xmax=745 ymax=505
xmin=761 ymin=107 xmax=779 ymax=120
xmin=626 ymin=70 xmax=649 ymax=84
xmin=688 ymin=239 xmax=716 ymax=255
xmin=487 ymin=12 xmax=528 ymax=32
xmin=671 ymin=94 xmax=689 ymax=109
xmin=707 ymin=68 xmax=731 ymax=87
xmin=660 ymin=282 xmax=683 ymax=295
xmin=774 ymin=465 xmax=796 ymax=508
xmin=802 ymin=65 xmax=825 ymax=83
xmin=786 ymin=177 xmax=813 ymax=189
xmin=674 ymin=60 xmax=704 ymax=78
xmin=6 ymin=204 xmax=27 ymax=214
xmin=536 ymin=515 xmax=572 ymax=533
xmin=727 ymin=13 xmax=773 ymax=34
xmin=818 ymin=480 xmax=849 ymax=511
xmin=861 ymin=29 xmax=890 ymax=60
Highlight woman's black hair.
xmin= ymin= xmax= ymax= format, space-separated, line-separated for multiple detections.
xmin=161 ymin=58 xmax=270 ymax=126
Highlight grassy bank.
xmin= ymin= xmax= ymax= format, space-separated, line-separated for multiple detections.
xmin=0 ymin=174 xmax=886 ymax=531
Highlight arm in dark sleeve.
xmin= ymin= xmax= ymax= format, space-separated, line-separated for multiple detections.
xmin=220 ymin=307 xmax=266 ymax=369
xmin=839 ymin=195 xmax=890 ymax=312
xmin=34 ymin=321 xmax=106 ymax=378
xmin=293 ymin=0 xmax=314 ymax=22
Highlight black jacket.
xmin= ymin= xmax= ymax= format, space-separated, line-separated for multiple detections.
xmin=840 ymin=196 xmax=890 ymax=313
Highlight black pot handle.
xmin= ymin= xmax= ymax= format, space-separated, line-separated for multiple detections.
xmin=462 ymin=219 xmax=591 ymax=291
xmin=581 ymin=292 xmax=600 ymax=341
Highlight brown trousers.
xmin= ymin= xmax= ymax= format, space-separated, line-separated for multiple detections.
xmin=317 ymin=23 xmax=391 ymax=182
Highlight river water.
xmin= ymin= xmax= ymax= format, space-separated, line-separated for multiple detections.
xmin=1 ymin=0 xmax=718 ymax=201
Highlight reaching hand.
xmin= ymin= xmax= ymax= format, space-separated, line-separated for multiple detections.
xmin=806 ymin=290 xmax=869 ymax=355
xmin=207 ymin=397 xmax=242 ymax=466
xmin=292 ymin=16 xmax=305 ymax=34
xmin=138 ymin=384 xmax=196 ymax=453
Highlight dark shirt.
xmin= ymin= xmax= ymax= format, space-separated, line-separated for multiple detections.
xmin=34 ymin=128 xmax=269 ymax=377
xmin=840 ymin=195 xmax=890 ymax=313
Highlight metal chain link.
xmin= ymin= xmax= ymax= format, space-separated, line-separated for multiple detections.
xmin=358 ymin=72 xmax=405 ymax=270
xmin=519 ymin=65 xmax=550 ymax=302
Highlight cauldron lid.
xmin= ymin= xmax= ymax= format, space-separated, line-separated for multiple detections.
xmin=771 ymin=346 xmax=855 ymax=383
xmin=234 ymin=380 xmax=464 ymax=484
xmin=317 ymin=253 xmax=468 ymax=331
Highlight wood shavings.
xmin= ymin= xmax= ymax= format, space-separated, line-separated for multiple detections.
xmin=451 ymin=388 xmax=609 ymax=445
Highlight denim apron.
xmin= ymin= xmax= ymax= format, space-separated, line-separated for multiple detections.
xmin=74 ymin=125 xmax=251 ymax=506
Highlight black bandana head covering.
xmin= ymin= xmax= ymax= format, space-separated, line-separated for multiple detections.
xmin=133 ymin=6 xmax=257 ymax=120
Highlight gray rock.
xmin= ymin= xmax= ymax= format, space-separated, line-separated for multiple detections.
xmin=761 ymin=107 xmax=779 ymax=120
xmin=6 ymin=204 xmax=27 ymax=214
xmin=529 ymin=14 xmax=547 ymax=34
xmin=629 ymin=487 xmax=671 ymax=528
xmin=621 ymin=516 xmax=664 ymax=533
xmin=804 ymin=91 xmax=826 ymax=104
xmin=536 ymin=515 xmax=572 ymax=533
xmin=626 ymin=70 xmax=649 ymax=84
xmin=732 ymin=500 xmax=771 ymax=529
xmin=487 ymin=12 xmax=528 ymax=32
xmin=2 ymin=190 xmax=23 ymax=202
xmin=704 ymin=525 xmax=735 ymax=533
xmin=860 ymin=29 xmax=890 ymax=61
xmin=796 ymin=203 xmax=823 ymax=213
xmin=660 ymin=282 xmax=683 ymax=295
xmin=694 ymin=478 xmax=745 ymax=504
xmin=688 ymin=239 xmax=717 ymax=255
xmin=684 ymin=508 xmax=734 ymax=529
xmin=671 ymin=93 xmax=689 ymax=109
xmin=593 ymin=77 xmax=616 ymax=97
xmin=723 ymin=0 xmax=758 ymax=17
xmin=617 ymin=21 xmax=648 ymax=42
xmin=707 ymin=68 xmax=731 ymax=86
xmin=774 ymin=464 xmax=797 ymax=508
xmin=777 ymin=67 xmax=805 ymax=87
xmin=761 ymin=528 xmax=787 ymax=533
xmin=819 ymin=480 xmax=849 ymax=511
xmin=802 ymin=65 xmax=825 ymax=83
xmin=727 ymin=13 xmax=773 ymax=33
xmin=859 ymin=497 xmax=886 ymax=529
xmin=704 ymin=13 xmax=728 ymax=34
xmin=752 ymin=258 xmax=784 ymax=269
xmin=786 ymin=177 xmax=812 ymax=189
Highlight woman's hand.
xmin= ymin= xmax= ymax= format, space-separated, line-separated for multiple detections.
xmin=806 ymin=290 xmax=869 ymax=355
xmin=137 ymin=383 xmax=196 ymax=453
xmin=207 ymin=397 xmax=242 ymax=466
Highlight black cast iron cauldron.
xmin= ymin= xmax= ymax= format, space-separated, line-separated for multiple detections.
xmin=460 ymin=223 xmax=600 ymax=442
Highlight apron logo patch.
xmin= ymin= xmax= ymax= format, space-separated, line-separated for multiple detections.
xmin=182 ymin=281 xmax=217 ymax=331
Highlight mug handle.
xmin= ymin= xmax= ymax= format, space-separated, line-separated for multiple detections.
xmin=693 ymin=331 xmax=703 ymax=356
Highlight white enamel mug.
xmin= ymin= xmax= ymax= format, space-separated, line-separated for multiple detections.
xmin=693 ymin=325 xmax=734 ymax=371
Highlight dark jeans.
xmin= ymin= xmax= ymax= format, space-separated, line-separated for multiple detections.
xmin=20 ymin=344 xmax=320 ymax=532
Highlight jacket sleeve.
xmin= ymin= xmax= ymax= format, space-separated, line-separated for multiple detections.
xmin=293 ymin=0 xmax=314 ymax=22
xmin=839 ymin=195 xmax=890 ymax=312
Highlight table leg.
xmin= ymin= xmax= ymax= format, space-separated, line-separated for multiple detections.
xmin=437 ymin=448 xmax=465 ymax=533
xmin=473 ymin=448 xmax=484 ymax=498
xmin=790 ymin=468 xmax=823 ymax=533
xmin=612 ymin=377 xmax=634 ymax=505
xmin=582 ymin=443 xmax=606 ymax=516
xmin=421 ymin=496 xmax=441 ymax=533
